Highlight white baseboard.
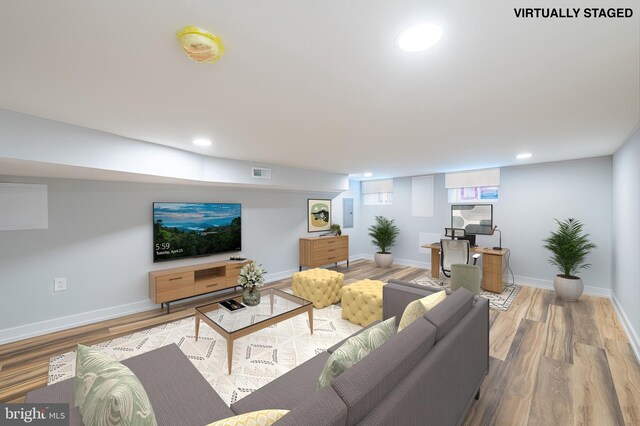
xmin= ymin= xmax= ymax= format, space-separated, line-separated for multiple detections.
xmin=611 ymin=294 xmax=640 ymax=364
xmin=0 ymin=299 xmax=157 ymax=345
xmin=513 ymin=275 xmax=612 ymax=298
xmin=356 ymin=253 xmax=431 ymax=270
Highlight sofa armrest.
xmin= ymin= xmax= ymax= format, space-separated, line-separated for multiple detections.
xmin=383 ymin=280 xmax=442 ymax=325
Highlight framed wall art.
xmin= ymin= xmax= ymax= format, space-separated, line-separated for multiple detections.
xmin=307 ymin=199 xmax=331 ymax=232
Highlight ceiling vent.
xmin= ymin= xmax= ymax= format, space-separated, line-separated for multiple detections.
xmin=252 ymin=167 xmax=272 ymax=180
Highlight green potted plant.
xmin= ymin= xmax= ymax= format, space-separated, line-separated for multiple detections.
xmin=330 ymin=224 xmax=342 ymax=236
xmin=543 ymin=218 xmax=596 ymax=301
xmin=368 ymin=216 xmax=400 ymax=268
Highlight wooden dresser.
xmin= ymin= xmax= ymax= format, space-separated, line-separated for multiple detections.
xmin=299 ymin=235 xmax=349 ymax=271
xmin=149 ymin=259 xmax=251 ymax=313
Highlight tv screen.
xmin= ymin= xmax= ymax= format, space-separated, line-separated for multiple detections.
xmin=451 ymin=204 xmax=493 ymax=235
xmin=153 ymin=202 xmax=241 ymax=262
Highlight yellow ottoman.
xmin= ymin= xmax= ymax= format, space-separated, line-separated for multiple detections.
xmin=292 ymin=268 xmax=344 ymax=309
xmin=341 ymin=279 xmax=384 ymax=327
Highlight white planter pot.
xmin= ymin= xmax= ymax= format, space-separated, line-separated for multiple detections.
xmin=553 ymin=275 xmax=583 ymax=301
xmin=374 ymin=253 xmax=394 ymax=268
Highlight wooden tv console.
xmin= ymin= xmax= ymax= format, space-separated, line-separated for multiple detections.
xmin=149 ymin=259 xmax=251 ymax=313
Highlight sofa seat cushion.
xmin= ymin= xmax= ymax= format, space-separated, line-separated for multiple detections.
xmin=423 ymin=287 xmax=475 ymax=341
xmin=208 ymin=410 xmax=289 ymax=426
xmin=317 ymin=317 xmax=396 ymax=389
xmin=231 ymin=352 xmax=330 ymax=414
xmin=397 ymin=290 xmax=446 ymax=332
xmin=26 ymin=344 xmax=234 ymax=426
xmin=74 ymin=344 xmax=157 ymax=426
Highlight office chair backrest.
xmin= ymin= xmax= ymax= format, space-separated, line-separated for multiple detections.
xmin=440 ymin=239 xmax=470 ymax=273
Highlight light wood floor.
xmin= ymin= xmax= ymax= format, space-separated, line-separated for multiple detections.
xmin=1 ymin=260 xmax=639 ymax=426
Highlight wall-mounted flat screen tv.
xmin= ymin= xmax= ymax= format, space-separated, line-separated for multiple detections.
xmin=153 ymin=202 xmax=241 ymax=262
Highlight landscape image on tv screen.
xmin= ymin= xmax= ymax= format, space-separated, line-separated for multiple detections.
xmin=153 ymin=202 xmax=241 ymax=262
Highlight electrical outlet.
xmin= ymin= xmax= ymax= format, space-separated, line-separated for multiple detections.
xmin=54 ymin=277 xmax=67 ymax=292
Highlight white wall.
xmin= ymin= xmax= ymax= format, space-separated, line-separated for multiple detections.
xmin=0 ymin=176 xmax=361 ymax=343
xmin=361 ymin=157 xmax=613 ymax=291
xmin=612 ymin=129 xmax=640 ymax=356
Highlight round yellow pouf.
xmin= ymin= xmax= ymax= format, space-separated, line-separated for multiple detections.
xmin=292 ymin=268 xmax=344 ymax=309
xmin=341 ymin=279 xmax=385 ymax=327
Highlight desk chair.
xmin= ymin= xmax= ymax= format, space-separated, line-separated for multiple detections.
xmin=440 ymin=239 xmax=480 ymax=278
xmin=451 ymin=264 xmax=482 ymax=295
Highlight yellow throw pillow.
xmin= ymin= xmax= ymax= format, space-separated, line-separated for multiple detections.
xmin=208 ymin=410 xmax=289 ymax=426
xmin=397 ymin=291 xmax=447 ymax=332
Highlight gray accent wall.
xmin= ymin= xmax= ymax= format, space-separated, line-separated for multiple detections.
xmin=612 ymin=129 xmax=640 ymax=349
xmin=361 ymin=157 xmax=613 ymax=290
xmin=0 ymin=176 xmax=361 ymax=340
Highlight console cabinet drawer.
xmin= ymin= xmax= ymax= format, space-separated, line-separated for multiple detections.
xmin=155 ymin=273 xmax=195 ymax=303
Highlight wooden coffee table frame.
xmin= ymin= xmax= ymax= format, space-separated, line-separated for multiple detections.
xmin=195 ymin=289 xmax=313 ymax=374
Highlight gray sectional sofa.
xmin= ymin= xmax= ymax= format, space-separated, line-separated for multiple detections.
xmin=27 ymin=280 xmax=489 ymax=425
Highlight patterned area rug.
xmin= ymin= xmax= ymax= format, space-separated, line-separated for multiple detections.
xmin=48 ymin=303 xmax=361 ymax=406
xmin=410 ymin=273 xmax=521 ymax=311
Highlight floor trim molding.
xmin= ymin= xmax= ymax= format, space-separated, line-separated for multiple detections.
xmin=513 ymin=274 xmax=612 ymax=298
xmin=0 ymin=299 xmax=157 ymax=345
xmin=611 ymin=293 xmax=640 ymax=363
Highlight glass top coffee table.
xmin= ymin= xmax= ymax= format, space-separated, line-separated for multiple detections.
xmin=195 ymin=289 xmax=313 ymax=374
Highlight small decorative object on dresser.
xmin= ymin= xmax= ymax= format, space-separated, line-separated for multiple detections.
xmin=543 ymin=218 xmax=596 ymax=301
xmin=238 ymin=262 xmax=267 ymax=306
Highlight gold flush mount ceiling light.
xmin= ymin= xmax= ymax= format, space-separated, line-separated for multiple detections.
xmin=176 ymin=26 xmax=224 ymax=63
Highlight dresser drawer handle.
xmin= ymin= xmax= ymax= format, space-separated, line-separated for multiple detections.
xmin=169 ymin=276 xmax=183 ymax=281
xmin=328 ymin=249 xmax=335 ymax=252
xmin=327 ymin=241 xmax=335 ymax=244
xmin=206 ymin=283 xmax=218 ymax=288
xmin=328 ymin=256 xmax=336 ymax=260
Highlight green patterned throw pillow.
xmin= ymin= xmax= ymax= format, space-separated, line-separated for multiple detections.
xmin=317 ymin=316 xmax=396 ymax=389
xmin=397 ymin=290 xmax=447 ymax=332
xmin=74 ymin=344 xmax=157 ymax=426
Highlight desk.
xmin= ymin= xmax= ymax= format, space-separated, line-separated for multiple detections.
xmin=422 ymin=243 xmax=508 ymax=293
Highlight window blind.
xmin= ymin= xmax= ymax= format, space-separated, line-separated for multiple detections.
xmin=361 ymin=179 xmax=393 ymax=194
xmin=444 ymin=168 xmax=500 ymax=189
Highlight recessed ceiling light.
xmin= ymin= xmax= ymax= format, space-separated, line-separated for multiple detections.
xmin=364 ymin=172 xmax=373 ymax=178
xmin=193 ymin=138 xmax=212 ymax=146
xmin=397 ymin=23 xmax=443 ymax=52
xmin=516 ymin=153 xmax=532 ymax=159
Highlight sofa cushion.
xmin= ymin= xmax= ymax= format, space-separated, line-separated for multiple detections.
xmin=331 ymin=317 xmax=437 ymax=425
xmin=382 ymin=280 xmax=439 ymax=325
xmin=231 ymin=352 xmax=348 ymax=426
xmin=231 ymin=352 xmax=330 ymax=413
xmin=423 ymin=287 xmax=474 ymax=341
xmin=317 ymin=317 xmax=396 ymax=389
xmin=27 ymin=344 xmax=234 ymax=426
xmin=208 ymin=410 xmax=289 ymax=426
xmin=397 ymin=290 xmax=446 ymax=332
xmin=74 ymin=344 xmax=157 ymax=426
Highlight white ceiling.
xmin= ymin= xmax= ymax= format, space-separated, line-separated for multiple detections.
xmin=0 ymin=0 xmax=638 ymax=179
